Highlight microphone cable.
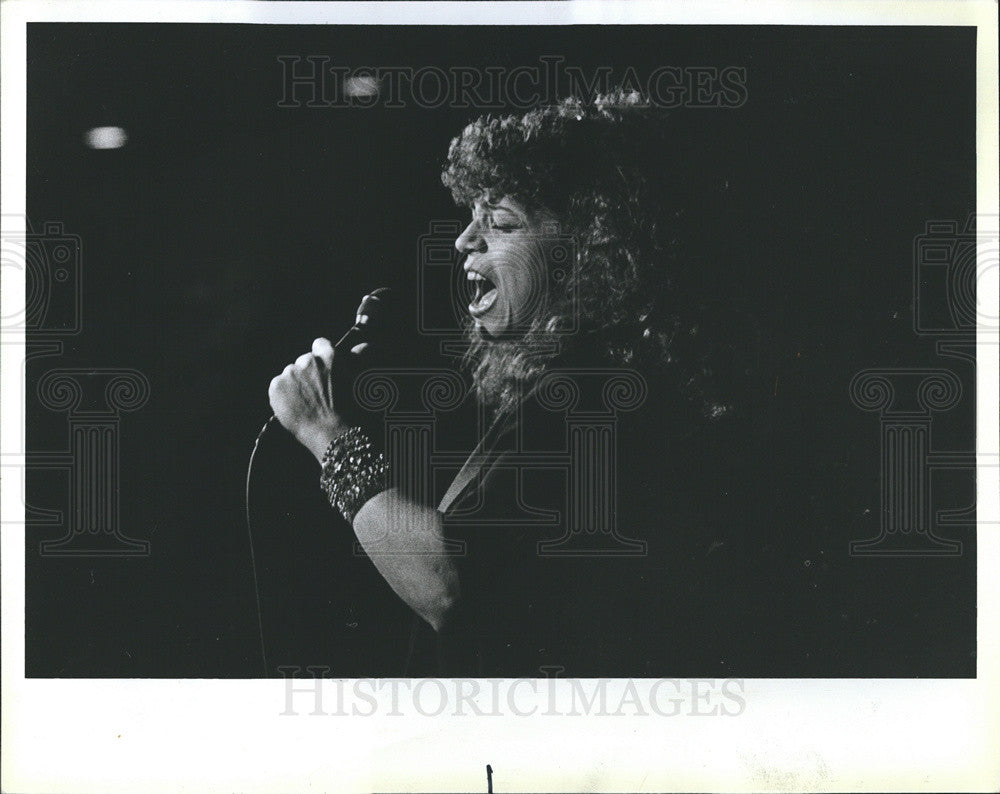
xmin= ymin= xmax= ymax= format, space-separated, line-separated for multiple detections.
xmin=244 ymin=288 xmax=392 ymax=677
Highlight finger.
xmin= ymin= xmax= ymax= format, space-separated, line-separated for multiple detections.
xmin=294 ymin=352 xmax=314 ymax=370
xmin=269 ymin=372 xmax=292 ymax=405
xmin=312 ymin=337 xmax=335 ymax=368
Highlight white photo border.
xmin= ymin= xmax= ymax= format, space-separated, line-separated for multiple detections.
xmin=2 ymin=1 xmax=998 ymax=792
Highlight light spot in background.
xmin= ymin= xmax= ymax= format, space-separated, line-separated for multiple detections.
xmin=84 ymin=126 xmax=128 ymax=150
xmin=344 ymin=75 xmax=380 ymax=99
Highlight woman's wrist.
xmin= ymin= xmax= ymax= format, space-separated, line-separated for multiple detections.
xmin=301 ymin=420 xmax=352 ymax=464
xmin=318 ymin=426 xmax=389 ymax=524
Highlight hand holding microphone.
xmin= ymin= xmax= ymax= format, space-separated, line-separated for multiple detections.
xmin=266 ymin=288 xmax=393 ymax=463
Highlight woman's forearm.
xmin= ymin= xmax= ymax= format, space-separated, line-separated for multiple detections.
xmin=352 ymin=488 xmax=460 ymax=632
xmin=265 ymin=346 xmax=462 ymax=632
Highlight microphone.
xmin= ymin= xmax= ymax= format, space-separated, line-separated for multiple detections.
xmin=331 ymin=286 xmax=394 ymax=357
xmin=259 ymin=286 xmax=394 ymax=434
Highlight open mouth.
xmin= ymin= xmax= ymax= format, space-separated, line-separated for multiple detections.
xmin=467 ymin=270 xmax=499 ymax=316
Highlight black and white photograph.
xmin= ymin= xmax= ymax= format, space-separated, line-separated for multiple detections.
xmin=2 ymin=1 xmax=998 ymax=792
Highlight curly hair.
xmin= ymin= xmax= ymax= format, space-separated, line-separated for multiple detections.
xmin=441 ymin=91 xmax=755 ymax=422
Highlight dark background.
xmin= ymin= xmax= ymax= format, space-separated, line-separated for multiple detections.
xmin=25 ymin=24 xmax=976 ymax=677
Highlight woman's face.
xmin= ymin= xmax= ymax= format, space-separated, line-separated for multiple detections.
xmin=455 ymin=196 xmax=560 ymax=338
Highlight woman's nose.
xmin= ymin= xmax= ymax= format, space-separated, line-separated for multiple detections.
xmin=455 ymin=220 xmax=487 ymax=254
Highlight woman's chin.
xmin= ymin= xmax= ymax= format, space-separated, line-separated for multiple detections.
xmin=469 ymin=306 xmax=531 ymax=342
xmin=471 ymin=313 xmax=504 ymax=339
xmin=475 ymin=323 xmax=520 ymax=342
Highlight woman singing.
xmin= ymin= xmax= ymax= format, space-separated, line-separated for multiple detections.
xmin=268 ymin=91 xmax=765 ymax=676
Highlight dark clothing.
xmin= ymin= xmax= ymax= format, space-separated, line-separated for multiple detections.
xmin=256 ymin=343 xmax=975 ymax=679
xmin=429 ymin=368 xmax=780 ymax=678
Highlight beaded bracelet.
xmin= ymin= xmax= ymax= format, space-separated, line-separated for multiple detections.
xmin=319 ymin=427 xmax=389 ymax=523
